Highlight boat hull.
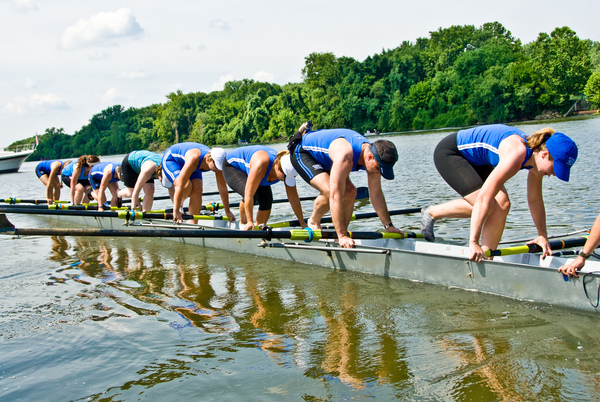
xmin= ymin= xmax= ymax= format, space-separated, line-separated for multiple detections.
xmin=12 ymin=212 xmax=600 ymax=313
xmin=0 ymin=150 xmax=34 ymax=173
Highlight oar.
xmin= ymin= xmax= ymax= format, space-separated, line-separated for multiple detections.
xmin=269 ymin=207 xmax=421 ymax=228
xmin=0 ymin=207 xmax=229 ymax=222
xmin=1 ymin=198 xmax=69 ymax=205
xmin=0 ymin=214 xmax=414 ymax=241
xmin=486 ymin=237 xmax=589 ymax=257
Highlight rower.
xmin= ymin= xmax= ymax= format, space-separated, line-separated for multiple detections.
xmin=290 ymin=127 xmax=402 ymax=248
xmin=210 ymin=145 xmax=306 ymax=230
xmin=161 ymin=142 xmax=234 ymax=223
xmin=421 ymin=124 xmax=578 ymax=262
xmin=88 ymin=161 xmax=121 ymax=211
xmin=61 ymin=155 xmax=100 ymax=205
xmin=35 ymin=159 xmax=69 ymax=204
xmin=117 ymin=150 xmax=162 ymax=212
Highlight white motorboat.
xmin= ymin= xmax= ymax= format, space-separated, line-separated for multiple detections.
xmin=0 ymin=143 xmax=36 ymax=173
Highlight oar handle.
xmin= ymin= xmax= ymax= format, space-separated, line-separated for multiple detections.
xmin=487 ymin=236 xmax=589 ymax=257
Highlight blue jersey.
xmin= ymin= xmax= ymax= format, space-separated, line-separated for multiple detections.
xmin=300 ymin=129 xmax=369 ymax=171
xmin=61 ymin=161 xmax=87 ymax=180
xmin=127 ymin=151 xmax=161 ymax=174
xmin=226 ymin=145 xmax=278 ymax=186
xmin=457 ymin=124 xmax=533 ymax=168
xmin=90 ymin=162 xmax=120 ymax=189
xmin=162 ymin=142 xmax=210 ymax=183
xmin=35 ymin=160 xmax=63 ymax=177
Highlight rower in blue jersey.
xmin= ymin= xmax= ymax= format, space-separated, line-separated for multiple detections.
xmin=89 ymin=161 xmax=121 ymax=211
xmin=211 ymin=145 xmax=306 ymax=230
xmin=290 ymin=126 xmax=402 ymax=248
xmin=35 ymin=159 xmax=69 ymax=204
xmin=421 ymin=124 xmax=578 ymax=262
xmin=60 ymin=155 xmax=100 ymax=205
xmin=161 ymin=142 xmax=234 ymax=223
xmin=117 ymin=150 xmax=162 ymax=212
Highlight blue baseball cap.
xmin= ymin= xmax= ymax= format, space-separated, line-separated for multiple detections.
xmin=545 ymin=132 xmax=577 ymax=182
xmin=371 ymin=140 xmax=398 ymax=180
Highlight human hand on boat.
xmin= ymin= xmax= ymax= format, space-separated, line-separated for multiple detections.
xmin=527 ymin=235 xmax=552 ymax=258
xmin=242 ymin=221 xmax=255 ymax=231
xmin=558 ymin=258 xmax=585 ymax=278
xmin=339 ymin=235 xmax=355 ymax=248
xmin=469 ymin=242 xmax=488 ymax=262
xmin=173 ymin=209 xmax=183 ymax=224
xmin=386 ymin=225 xmax=404 ymax=238
xmin=224 ymin=208 xmax=236 ymax=222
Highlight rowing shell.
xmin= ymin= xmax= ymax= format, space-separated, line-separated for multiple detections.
xmin=6 ymin=210 xmax=600 ymax=313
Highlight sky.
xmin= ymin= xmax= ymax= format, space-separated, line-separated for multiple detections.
xmin=1 ymin=0 xmax=599 ymax=146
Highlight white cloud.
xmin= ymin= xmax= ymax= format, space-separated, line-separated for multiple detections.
xmin=253 ymin=71 xmax=275 ymax=83
xmin=4 ymin=93 xmax=69 ymax=115
xmin=117 ymin=71 xmax=149 ymax=80
xmin=5 ymin=0 xmax=38 ymax=12
xmin=211 ymin=74 xmax=233 ymax=92
xmin=101 ymin=88 xmax=122 ymax=103
xmin=24 ymin=77 xmax=36 ymax=89
xmin=209 ymin=19 xmax=231 ymax=31
xmin=58 ymin=8 xmax=144 ymax=51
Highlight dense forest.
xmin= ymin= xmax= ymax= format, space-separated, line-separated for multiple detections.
xmin=12 ymin=22 xmax=600 ymax=161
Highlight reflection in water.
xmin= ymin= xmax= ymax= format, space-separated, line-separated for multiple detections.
xmin=38 ymin=235 xmax=600 ymax=400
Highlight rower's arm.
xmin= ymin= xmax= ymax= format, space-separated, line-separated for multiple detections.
xmin=328 ymin=141 xmax=354 ymax=244
xmin=526 ymin=169 xmax=551 ymax=257
xmin=131 ymin=161 xmax=156 ymax=210
xmin=174 ymin=152 xmax=198 ymax=205
xmin=97 ymin=164 xmax=113 ymax=208
xmin=367 ymin=174 xmax=402 ymax=234
xmin=244 ymin=152 xmax=269 ymax=228
xmin=215 ymin=170 xmax=234 ymax=221
xmin=285 ymin=184 xmax=306 ymax=228
xmin=47 ymin=161 xmax=61 ymax=202
xmin=70 ymin=164 xmax=81 ymax=203
xmin=559 ymin=213 xmax=600 ymax=277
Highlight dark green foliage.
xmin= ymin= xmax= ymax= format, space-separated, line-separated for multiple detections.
xmin=16 ymin=22 xmax=595 ymax=161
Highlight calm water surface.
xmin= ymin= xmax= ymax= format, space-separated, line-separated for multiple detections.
xmin=2 ymin=118 xmax=600 ymax=401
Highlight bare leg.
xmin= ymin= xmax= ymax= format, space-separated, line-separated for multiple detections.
xmin=239 ymin=201 xmax=247 ymax=224
xmin=256 ymin=209 xmax=270 ymax=226
xmin=308 ymin=173 xmax=331 ymax=229
xmin=142 ymin=183 xmax=155 ymax=212
xmin=187 ymin=179 xmax=203 ymax=222
xmin=480 ymin=189 xmax=511 ymax=250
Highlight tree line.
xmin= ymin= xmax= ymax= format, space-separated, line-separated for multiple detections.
xmin=13 ymin=22 xmax=600 ymax=161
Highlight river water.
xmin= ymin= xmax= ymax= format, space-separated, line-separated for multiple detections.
xmin=2 ymin=118 xmax=600 ymax=401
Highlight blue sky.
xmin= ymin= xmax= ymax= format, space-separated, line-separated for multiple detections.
xmin=1 ymin=0 xmax=598 ymax=145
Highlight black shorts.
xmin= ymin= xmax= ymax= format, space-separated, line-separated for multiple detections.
xmin=222 ymin=160 xmax=273 ymax=211
xmin=433 ymin=132 xmax=494 ymax=197
xmin=121 ymin=153 xmax=154 ymax=189
xmin=290 ymin=146 xmax=328 ymax=184
xmin=61 ymin=175 xmax=90 ymax=189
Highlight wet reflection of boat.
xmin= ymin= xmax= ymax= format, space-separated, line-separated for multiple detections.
xmin=3 ymin=208 xmax=600 ymax=314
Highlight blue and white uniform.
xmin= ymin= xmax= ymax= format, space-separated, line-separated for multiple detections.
xmin=291 ymin=128 xmax=370 ymax=183
xmin=61 ymin=161 xmax=90 ymax=188
xmin=434 ymin=124 xmax=534 ymax=197
xmin=121 ymin=150 xmax=162 ymax=188
xmin=457 ymin=124 xmax=533 ymax=168
xmin=161 ymin=142 xmax=210 ymax=187
xmin=222 ymin=145 xmax=279 ymax=211
xmin=89 ymin=162 xmax=120 ymax=190
xmin=225 ymin=145 xmax=279 ymax=186
xmin=35 ymin=160 xmax=63 ymax=179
